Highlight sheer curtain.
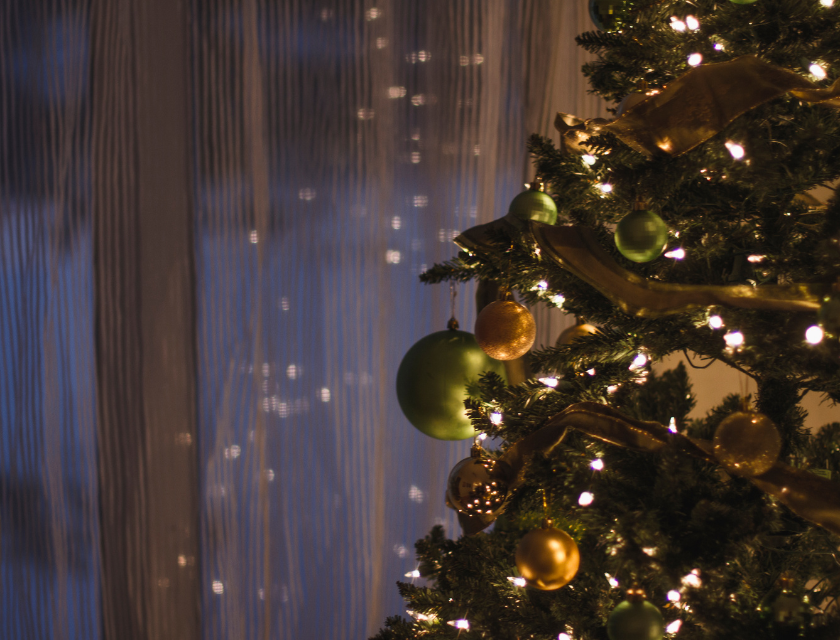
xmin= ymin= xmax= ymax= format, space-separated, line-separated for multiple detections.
xmin=0 ymin=1 xmax=602 ymax=638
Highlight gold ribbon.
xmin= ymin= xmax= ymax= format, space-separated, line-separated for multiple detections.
xmin=453 ymin=218 xmax=826 ymax=318
xmin=556 ymin=55 xmax=840 ymax=158
xmin=454 ymin=402 xmax=840 ymax=537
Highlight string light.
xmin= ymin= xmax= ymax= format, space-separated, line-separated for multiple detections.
xmin=405 ymin=569 xmax=421 ymax=578
xmin=664 ymin=248 xmax=685 ymax=259
xmin=448 ymin=619 xmax=470 ymax=630
xmin=685 ymin=15 xmax=700 ymax=30
xmin=559 ymin=634 xmax=572 ymax=640
xmin=725 ymin=141 xmax=745 ymax=160
xmin=535 ymin=280 xmax=549 ymax=291
xmin=821 ymin=0 xmax=834 ymax=6
xmin=681 ymin=569 xmax=702 ymax=588
xmin=669 ymin=16 xmax=686 ymax=31
xmin=669 ymin=417 xmax=678 ymax=434
xmin=598 ymin=183 xmax=613 ymax=194
xmin=667 ymin=590 xmax=681 ymax=602
xmin=605 ymin=573 xmax=619 ymax=588
xmin=713 ymin=42 xmax=725 ymax=51
xmin=477 ymin=432 xmax=488 ymax=441
xmin=490 ymin=412 xmax=503 ymax=425
xmin=582 ymin=154 xmax=597 ymax=166
xmin=539 ymin=377 xmax=559 ymax=387
xmin=810 ymin=63 xmax=827 ymax=80
xmin=552 ymin=294 xmax=566 ymax=308
xmin=806 ymin=325 xmax=824 ymax=344
xmin=687 ymin=53 xmax=703 ymax=66
xmin=629 ymin=353 xmax=648 ymax=371
xmin=724 ymin=331 xmax=744 ymax=348
xmin=590 ymin=458 xmax=605 ymax=471
xmin=708 ymin=315 xmax=724 ymax=329
xmin=508 ymin=576 xmax=527 ymax=587
xmin=586 ymin=368 xmax=596 ymax=376
xmin=578 ymin=492 xmax=594 ymax=506
xmin=407 ymin=610 xmax=437 ymax=622
xmin=607 ymin=385 xmax=619 ymax=394
xmin=666 ymin=620 xmax=683 ymax=634
xmin=746 ymin=254 xmax=765 ymax=263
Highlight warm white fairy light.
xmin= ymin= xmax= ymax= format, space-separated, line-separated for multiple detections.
xmin=536 ymin=280 xmax=549 ymax=291
xmin=806 ymin=325 xmax=824 ymax=344
xmin=664 ymin=248 xmax=686 ymax=259
xmin=605 ymin=573 xmax=620 ymax=588
xmin=607 ymin=384 xmax=619 ymax=394
xmin=687 ymin=53 xmax=703 ymax=66
xmin=598 ymin=183 xmax=613 ymax=194
xmin=405 ymin=569 xmax=421 ymax=578
xmin=724 ymin=331 xmax=744 ymax=348
xmin=669 ymin=417 xmax=678 ymax=433
xmin=590 ymin=458 xmax=605 ymax=471
xmin=629 ymin=353 xmax=648 ymax=371
xmin=586 ymin=368 xmax=597 ymax=376
xmin=666 ymin=619 xmax=683 ymax=634
xmin=821 ymin=0 xmax=834 ymax=6
xmin=667 ymin=590 xmax=681 ymax=602
xmin=708 ymin=315 xmax=724 ymax=329
xmin=552 ymin=294 xmax=566 ymax=308
xmin=448 ymin=619 xmax=470 ymax=630
xmin=508 ymin=576 xmax=527 ymax=587
xmin=490 ymin=412 xmax=503 ymax=425
xmin=810 ymin=63 xmax=828 ymax=80
xmin=408 ymin=610 xmax=438 ymax=622
xmin=477 ymin=432 xmax=487 ymax=441
xmin=539 ymin=377 xmax=559 ymax=387
xmin=681 ymin=569 xmax=702 ymax=588
xmin=714 ymin=42 xmax=725 ymax=51
xmin=746 ymin=254 xmax=765 ymax=263
xmin=558 ymin=635 xmax=572 ymax=640
xmin=582 ymin=154 xmax=597 ymax=166
xmin=579 ymin=492 xmax=594 ymax=506
xmin=685 ymin=15 xmax=700 ymax=30
xmin=669 ymin=16 xmax=686 ymax=31
xmin=725 ymin=141 xmax=745 ymax=160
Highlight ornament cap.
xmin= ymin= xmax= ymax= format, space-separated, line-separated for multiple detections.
xmin=540 ymin=517 xmax=553 ymax=529
xmin=528 ymin=177 xmax=546 ymax=192
xmin=634 ymin=198 xmax=647 ymax=211
xmin=447 ymin=316 xmax=460 ymax=331
xmin=625 ymin=586 xmax=647 ymax=603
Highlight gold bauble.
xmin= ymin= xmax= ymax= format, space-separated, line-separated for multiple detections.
xmin=713 ymin=410 xmax=782 ymax=477
xmin=514 ymin=523 xmax=580 ymax=590
xmin=474 ymin=300 xmax=536 ymax=361
xmin=555 ymin=323 xmax=598 ymax=347
xmin=446 ymin=453 xmax=511 ymax=516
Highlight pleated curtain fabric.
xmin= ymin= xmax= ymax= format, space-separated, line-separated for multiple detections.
xmin=0 ymin=1 xmax=603 ymax=638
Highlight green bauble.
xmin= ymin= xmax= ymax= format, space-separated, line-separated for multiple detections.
xmin=589 ymin=0 xmax=632 ymax=31
xmin=396 ymin=329 xmax=506 ymax=440
xmin=507 ymin=189 xmax=558 ymax=225
xmin=818 ymin=293 xmax=840 ymax=334
xmin=607 ymin=598 xmax=664 ymax=640
xmin=615 ymin=209 xmax=668 ymax=263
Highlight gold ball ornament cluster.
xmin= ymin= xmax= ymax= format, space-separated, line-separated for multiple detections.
xmin=514 ymin=520 xmax=580 ymax=590
xmin=713 ymin=410 xmax=782 ymax=477
xmin=556 ymin=322 xmax=598 ymax=347
xmin=474 ymin=300 xmax=536 ymax=360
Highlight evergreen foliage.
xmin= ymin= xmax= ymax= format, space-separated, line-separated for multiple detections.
xmin=375 ymin=1 xmax=840 ymax=638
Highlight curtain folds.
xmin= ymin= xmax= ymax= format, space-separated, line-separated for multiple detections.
xmin=0 ymin=1 xmax=601 ymax=638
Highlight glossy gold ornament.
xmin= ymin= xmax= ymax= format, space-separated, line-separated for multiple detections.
xmin=556 ymin=323 xmax=598 ymax=347
xmin=514 ymin=520 xmax=580 ymax=590
xmin=446 ymin=447 xmax=512 ymax=516
xmin=713 ymin=410 xmax=782 ymax=477
xmin=474 ymin=300 xmax=536 ymax=360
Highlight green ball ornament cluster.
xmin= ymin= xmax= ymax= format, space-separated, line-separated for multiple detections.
xmin=615 ymin=205 xmax=669 ymax=263
xmin=607 ymin=589 xmax=665 ymax=640
xmin=506 ymin=179 xmax=557 ymax=225
xmin=396 ymin=320 xmax=506 ymax=440
xmin=589 ymin=0 xmax=633 ymax=32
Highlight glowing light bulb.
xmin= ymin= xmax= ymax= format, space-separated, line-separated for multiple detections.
xmin=666 ymin=619 xmax=683 ymax=634
xmin=448 ymin=619 xmax=470 ymax=630
xmin=681 ymin=569 xmax=702 ymax=588
xmin=582 ymin=154 xmax=597 ymax=166
xmin=746 ymin=254 xmax=765 ymax=263
xmin=687 ymin=53 xmax=703 ymax=66
xmin=685 ymin=15 xmax=700 ymax=30
xmin=598 ymin=183 xmax=613 ymax=194
xmin=713 ymin=42 xmax=725 ymax=51
xmin=669 ymin=417 xmax=678 ymax=434
xmin=607 ymin=385 xmax=619 ymax=394
xmin=586 ymin=368 xmax=596 ymax=376
xmin=477 ymin=432 xmax=488 ymax=441
xmin=724 ymin=331 xmax=744 ymax=348
xmin=535 ymin=280 xmax=548 ymax=291
xmin=405 ymin=569 xmax=421 ymax=578
xmin=669 ymin=17 xmax=686 ymax=31
xmin=559 ymin=635 xmax=572 ymax=640
xmin=629 ymin=353 xmax=648 ymax=371
xmin=552 ymin=294 xmax=566 ymax=308
xmin=590 ymin=458 xmax=604 ymax=471
xmin=539 ymin=377 xmax=559 ymax=388
xmin=664 ymin=248 xmax=686 ymax=259
xmin=810 ymin=63 xmax=827 ymax=80
xmin=605 ymin=573 xmax=619 ymax=588
xmin=667 ymin=590 xmax=681 ymax=602
xmin=821 ymin=0 xmax=834 ymax=6
xmin=806 ymin=325 xmax=824 ymax=344
xmin=708 ymin=315 xmax=724 ymax=329
xmin=725 ymin=141 xmax=745 ymax=160
xmin=490 ymin=412 xmax=503 ymax=425
xmin=508 ymin=576 xmax=527 ymax=587
xmin=578 ymin=492 xmax=594 ymax=506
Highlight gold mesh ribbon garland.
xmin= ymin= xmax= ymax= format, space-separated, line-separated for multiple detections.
xmin=453 ymin=402 xmax=840 ymax=537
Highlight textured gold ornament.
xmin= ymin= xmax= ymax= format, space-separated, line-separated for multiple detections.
xmin=556 ymin=55 xmax=840 ymax=158
xmin=454 ymin=219 xmax=826 ymax=318
xmin=474 ymin=300 xmax=536 ymax=360
xmin=713 ymin=410 xmax=782 ymax=477
xmin=450 ymin=401 xmax=840 ymax=538
xmin=556 ymin=323 xmax=598 ymax=347
xmin=515 ymin=520 xmax=580 ymax=590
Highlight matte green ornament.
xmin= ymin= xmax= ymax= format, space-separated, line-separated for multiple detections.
xmin=818 ymin=293 xmax=840 ymax=334
xmin=507 ymin=181 xmax=558 ymax=225
xmin=615 ymin=206 xmax=668 ymax=263
xmin=607 ymin=595 xmax=664 ymax=640
xmin=589 ymin=0 xmax=632 ymax=32
xmin=396 ymin=324 xmax=506 ymax=440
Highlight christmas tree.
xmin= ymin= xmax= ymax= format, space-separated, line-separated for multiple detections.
xmin=375 ymin=1 xmax=840 ymax=638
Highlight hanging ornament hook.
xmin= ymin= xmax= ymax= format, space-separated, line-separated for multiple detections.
xmin=447 ymin=282 xmax=459 ymax=330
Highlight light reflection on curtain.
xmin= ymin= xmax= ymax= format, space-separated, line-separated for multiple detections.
xmin=194 ymin=2 xmax=603 ymax=638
